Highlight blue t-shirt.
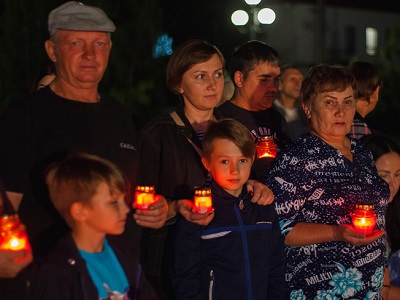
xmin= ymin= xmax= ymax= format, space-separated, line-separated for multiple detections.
xmin=265 ymin=133 xmax=390 ymax=299
xmin=79 ymin=238 xmax=129 ymax=299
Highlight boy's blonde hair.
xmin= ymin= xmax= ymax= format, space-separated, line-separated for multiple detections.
xmin=202 ymin=118 xmax=256 ymax=161
xmin=47 ymin=152 xmax=127 ymax=226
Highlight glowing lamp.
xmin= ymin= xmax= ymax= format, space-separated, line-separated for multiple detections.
xmin=194 ymin=188 xmax=213 ymax=214
xmin=0 ymin=214 xmax=30 ymax=251
xmin=256 ymin=135 xmax=277 ymax=158
xmin=351 ymin=203 xmax=377 ymax=235
xmin=134 ymin=186 xmax=155 ymax=210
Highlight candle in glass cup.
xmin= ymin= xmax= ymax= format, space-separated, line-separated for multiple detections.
xmin=0 ymin=214 xmax=30 ymax=251
xmin=351 ymin=203 xmax=377 ymax=235
xmin=256 ymin=135 xmax=277 ymax=159
xmin=194 ymin=188 xmax=213 ymax=214
xmin=134 ymin=186 xmax=155 ymax=210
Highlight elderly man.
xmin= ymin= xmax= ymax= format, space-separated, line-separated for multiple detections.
xmin=0 ymin=2 xmax=167 ymax=298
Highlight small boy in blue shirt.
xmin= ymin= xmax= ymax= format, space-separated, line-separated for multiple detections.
xmin=172 ymin=119 xmax=285 ymax=299
xmin=35 ymin=152 xmax=158 ymax=300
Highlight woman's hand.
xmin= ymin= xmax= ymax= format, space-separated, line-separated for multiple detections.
xmin=0 ymin=250 xmax=32 ymax=278
xmin=246 ymin=179 xmax=274 ymax=205
xmin=285 ymin=222 xmax=385 ymax=247
xmin=333 ymin=224 xmax=385 ymax=246
xmin=177 ymin=199 xmax=214 ymax=226
xmin=133 ymin=195 xmax=168 ymax=229
xmin=387 ymin=285 xmax=400 ymax=300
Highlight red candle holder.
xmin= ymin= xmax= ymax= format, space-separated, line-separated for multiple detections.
xmin=0 ymin=214 xmax=31 ymax=251
xmin=194 ymin=188 xmax=213 ymax=214
xmin=351 ymin=203 xmax=377 ymax=235
xmin=256 ymin=135 xmax=277 ymax=159
xmin=133 ymin=186 xmax=155 ymax=210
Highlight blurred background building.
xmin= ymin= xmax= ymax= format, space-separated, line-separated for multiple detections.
xmin=228 ymin=0 xmax=400 ymax=71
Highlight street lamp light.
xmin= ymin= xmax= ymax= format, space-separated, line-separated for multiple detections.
xmin=231 ymin=1 xmax=276 ymax=40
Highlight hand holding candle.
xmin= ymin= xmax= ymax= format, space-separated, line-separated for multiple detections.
xmin=0 ymin=215 xmax=31 ymax=251
xmin=351 ymin=203 xmax=377 ymax=235
xmin=194 ymin=188 xmax=213 ymax=214
xmin=133 ymin=186 xmax=155 ymax=210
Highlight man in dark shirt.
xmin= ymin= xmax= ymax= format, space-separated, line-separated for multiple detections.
xmin=217 ymin=41 xmax=290 ymax=180
xmin=0 ymin=2 xmax=167 ymax=299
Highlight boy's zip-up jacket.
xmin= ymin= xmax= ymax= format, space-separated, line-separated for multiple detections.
xmin=172 ymin=180 xmax=285 ymax=300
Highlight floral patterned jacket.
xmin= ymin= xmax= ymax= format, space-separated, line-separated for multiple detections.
xmin=265 ymin=133 xmax=390 ymax=300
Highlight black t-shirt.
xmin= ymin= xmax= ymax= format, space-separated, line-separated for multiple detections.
xmin=216 ymin=101 xmax=291 ymax=180
xmin=0 ymin=87 xmax=139 ymax=256
xmin=216 ymin=100 xmax=290 ymax=150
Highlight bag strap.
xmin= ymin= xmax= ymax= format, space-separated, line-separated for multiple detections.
xmin=170 ymin=111 xmax=203 ymax=157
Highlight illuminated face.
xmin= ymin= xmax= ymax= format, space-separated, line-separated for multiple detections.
xmin=304 ymin=86 xmax=355 ymax=140
xmin=236 ymin=62 xmax=280 ymax=111
xmin=83 ymin=182 xmax=129 ymax=236
xmin=279 ymin=68 xmax=304 ymax=100
xmin=46 ymin=30 xmax=112 ymax=88
xmin=375 ymin=152 xmax=400 ymax=203
xmin=202 ymin=139 xmax=253 ymax=197
xmin=178 ymin=54 xmax=224 ymax=112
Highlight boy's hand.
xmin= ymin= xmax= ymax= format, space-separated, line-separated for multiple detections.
xmin=0 ymin=250 xmax=32 ymax=278
xmin=177 ymin=199 xmax=214 ymax=226
xmin=246 ymin=179 xmax=274 ymax=205
xmin=133 ymin=195 xmax=168 ymax=229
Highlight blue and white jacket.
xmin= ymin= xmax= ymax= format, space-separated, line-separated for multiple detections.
xmin=172 ymin=180 xmax=285 ymax=300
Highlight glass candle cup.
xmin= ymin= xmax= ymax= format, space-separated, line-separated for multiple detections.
xmin=194 ymin=188 xmax=213 ymax=214
xmin=256 ymin=135 xmax=277 ymax=159
xmin=134 ymin=186 xmax=155 ymax=210
xmin=351 ymin=203 xmax=377 ymax=235
xmin=0 ymin=214 xmax=30 ymax=251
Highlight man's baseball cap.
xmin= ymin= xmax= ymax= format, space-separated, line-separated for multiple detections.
xmin=48 ymin=1 xmax=116 ymax=35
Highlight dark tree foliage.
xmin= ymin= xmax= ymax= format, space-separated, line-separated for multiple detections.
xmin=1 ymin=1 xmax=398 ymax=137
xmin=0 ymin=0 xmax=169 ymax=129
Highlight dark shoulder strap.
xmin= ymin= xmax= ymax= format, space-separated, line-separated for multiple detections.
xmin=170 ymin=111 xmax=203 ymax=157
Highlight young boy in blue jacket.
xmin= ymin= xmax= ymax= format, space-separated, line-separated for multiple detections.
xmin=35 ymin=152 xmax=158 ymax=300
xmin=172 ymin=119 xmax=285 ymax=299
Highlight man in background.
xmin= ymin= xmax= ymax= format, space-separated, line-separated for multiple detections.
xmin=273 ymin=65 xmax=308 ymax=142
xmin=217 ymin=40 xmax=290 ymax=180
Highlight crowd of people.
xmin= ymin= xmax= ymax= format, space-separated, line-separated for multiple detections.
xmin=0 ymin=1 xmax=398 ymax=300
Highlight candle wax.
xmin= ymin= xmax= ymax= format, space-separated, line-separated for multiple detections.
xmin=134 ymin=192 xmax=155 ymax=210
xmin=194 ymin=196 xmax=212 ymax=213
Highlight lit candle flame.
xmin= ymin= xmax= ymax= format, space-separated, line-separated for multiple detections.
xmin=134 ymin=186 xmax=155 ymax=210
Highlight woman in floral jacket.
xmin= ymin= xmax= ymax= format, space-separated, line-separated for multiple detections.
xmin=265 ymin=64 xmax=389 ymax=299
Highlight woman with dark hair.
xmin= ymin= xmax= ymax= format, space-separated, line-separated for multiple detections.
xmin=137 ymin=39 xmax=274 ymax=299
xmin=362 ymin=134 xmax=400 ymax=299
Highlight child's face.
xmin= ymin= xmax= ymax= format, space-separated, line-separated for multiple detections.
xmin=202 ymin=138 xmax=253 ymax=197
xmin=83 ymin=182 xmax=129 ymax=235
